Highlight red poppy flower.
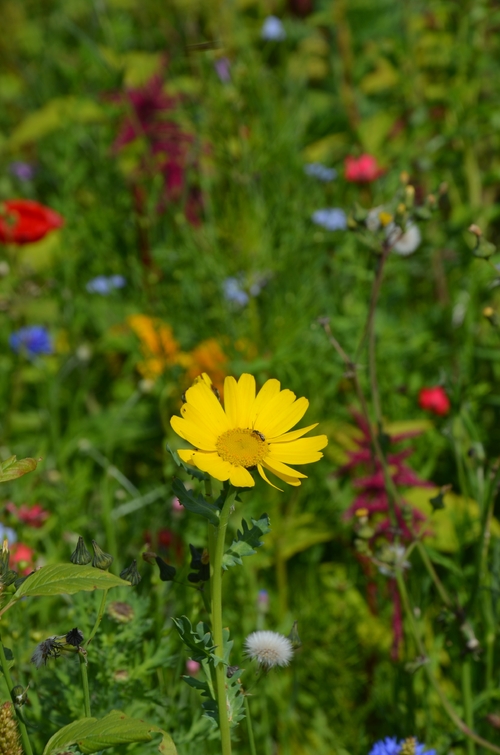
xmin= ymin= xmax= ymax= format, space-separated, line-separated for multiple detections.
xmin=418 ymin=386 xmax=450 ymax=416
xmin=344 ymin=154 xmax=384 ymax=183
xmin=0 ymin=199 xmax=64 ymax=245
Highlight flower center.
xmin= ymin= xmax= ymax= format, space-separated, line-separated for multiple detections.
xmin=216 ymin=428 xmax=268 ymax=468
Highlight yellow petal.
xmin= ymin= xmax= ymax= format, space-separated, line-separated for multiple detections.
xmin=262 ymin=460 xmax=302 ymax=487
xmin=223 ymin=376 xmax=240 ymax=427
xmin=263 ymin=397 xmax=310 ymax=439
xmin=236 ymin=373 xmax=256 ymax=428
xmin=269 ymin=423 xmax=319 ymax=443
xmin=251 ymin=379 xmax=281 ymax=424
xmin=268 ymin=435 xmax=329 ymax=463
xmin=184 ymin=381 xmax=230 ymax=434
xmin=263 ymin=456 xmax=307 ymax=479
xmin=171 ymin=416 xmax=217 ymax=451
xmin=186 ymin=450 xmax=232 ymax=482
xmin=228 ymin=465 xmax=255 ymax=487
xmin=254 ymin=389 xmax=297 ymax=435
xmin=257 ymin=463 xmax=284 ymax=491
xmin=180 ymin=404 xmax=219 ymax=446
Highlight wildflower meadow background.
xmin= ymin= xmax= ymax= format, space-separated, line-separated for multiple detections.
xmin=2 ymin=1 xmax=500 ymax=754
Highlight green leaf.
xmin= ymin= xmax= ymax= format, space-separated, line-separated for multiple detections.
xmin=0 ymin=455 xmax=38 ymax=483
xmin=223 ymin=515 xmax=271 ymax=569
xmin=13 ymin=564 xmax=130 ymax=600
xmin=8 ymin=97 xmax=105 ymax=149
xmin=172 ymin=479 xmax=220 ymax=525
xmin=42 ymin=709 xmax=177 ymax=754
xmin=166 ymin=444 xmax=207 ymax=481
xmin=172 ymin=616 xmax=218 ymax=663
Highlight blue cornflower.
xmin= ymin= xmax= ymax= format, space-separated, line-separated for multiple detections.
xmin=9 ymin=326 xmax=53 ymax=358
xmin=223 ymin=277 xmax=249 ymax=307
xmin=0 ymin=524 xmax=17 ymax=543
xmin=311 ymin=208 xmax=347 ymax=231
xmin=368 ymin=737 xmax=436 ymax=755
xmin=86 ymin=275 xmax=126 ymax=294
xmin=261 ymin=16 xmax=286 ymax=41
xmin=304 ymin=163 xmax=337 ymax=182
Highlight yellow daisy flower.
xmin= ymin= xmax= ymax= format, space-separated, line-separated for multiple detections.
xmin=171 ymin=373 xmax=328 ymax=490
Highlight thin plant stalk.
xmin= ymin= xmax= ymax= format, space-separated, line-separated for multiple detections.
xmin=461 ymin=659 xmax=476 ymax=755
xmin=0 ymin=638 xmax=34 ymax=755
xmin=396 ymin=569 xmax=500 ymax=754
xmin=85 ymin=588 xmax=109 ymax=647
xmin=244 ymin=695 xmax=257 ymax=755
xmin=79 ymin=651 xmax=91 ymax=717
xmin=208 ymin=489 xmax=235 ymax=755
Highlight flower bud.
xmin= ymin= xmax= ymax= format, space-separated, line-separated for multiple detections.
xmin=469 ymin=224 xmax=482 ymax=237
xmin=65 ymin=628 xmax=84 ymax=647
xmin=120 ymin=559 xmax=141 ymax=586
xmin=91 ymin=540 xmax=113 ymax=570
xmin=399 ymin=171 xmax=410 ymax=185
xmin=288 ymin=620 xmax=302 ymax=649
xmin=70 ymin=536 xmax=92 ymax=566
xmin=404 ymin=185 xmax=415 ymax=209
xmin=0 ymin=701 xmax=22 ymax=755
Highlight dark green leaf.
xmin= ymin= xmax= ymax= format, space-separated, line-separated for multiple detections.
xmin=223 ymin=514 xmax=271 ymax=569
xmin=172 ymin=479 xmax=220 ymax=526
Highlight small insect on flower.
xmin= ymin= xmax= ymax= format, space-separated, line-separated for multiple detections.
xmin=245 ymin=630 xmax=293 ymax=669
xmin=252 ymin=430 xmax=266 ymax=442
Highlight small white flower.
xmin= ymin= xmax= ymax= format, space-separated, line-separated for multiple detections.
xmin=244 ymin=630 xmax=293 ymax=668
xmin=366 ymin=206 xmax=384 ymax=232
xmin=377 ymin=544 xmax=411 ymax=577
xmin=386 ymin=222 xmax=421 ymax=256
xmin=261 ymin=16 xmax=286 ymax=41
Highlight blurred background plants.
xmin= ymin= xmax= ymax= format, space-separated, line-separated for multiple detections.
xmin=2 ymin=0 xmax=500 ymax=753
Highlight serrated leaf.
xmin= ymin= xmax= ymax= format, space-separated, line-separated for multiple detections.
xmin=172 ymin=479 xmax=220 ymax=525
xmin=0 ymin=455 xmax=38 ymax=483
xmin=223 ymin=514 xmax=271 ymax=569
xmin=13 ymin=564 xmax=130 ymax=600
xmin=42 ymin=709 xmax=176 ymax=754
xmin=172 ymin=616 xmax=218 ymax=662
xmin=166 ymin=444 xmax=207 ymax=481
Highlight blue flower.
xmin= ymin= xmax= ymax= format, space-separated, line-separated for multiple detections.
xmin=311 ymin=208 xmax=347 ymax=231
xmin=9 ymin=326 xmax=53 ymax=358
xmin=368 ymin=737 xmax=436 ymax=755
xmin=304 ymin=163 xmax=337 ymax=182
xmin=0 ymin=524 xmax=17 ymax=543
xmin=223 ymin=277 xmax=249 ymax=307
xmin=86 ymin=275 xmax=126 ymax=294
xmin=261 ymin=16 xmax=286 ymax=41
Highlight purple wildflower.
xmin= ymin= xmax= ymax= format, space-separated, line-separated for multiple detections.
xmin=9 ymin=326 xmax=52 ymax=357
xmin=312 ymin=208 xmax=347 ymax=231
xmin=214 ymin=57 xmax=231 ymax=83
xmin=9 ymin=162 xmax=35 ymax=181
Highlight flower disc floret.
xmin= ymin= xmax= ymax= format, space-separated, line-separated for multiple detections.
xmin=170 ymin=372 xmax=328 ymax=489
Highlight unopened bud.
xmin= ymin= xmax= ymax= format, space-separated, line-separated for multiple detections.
xmin=439 ymin=181 xmax=448 ymax=195
xmin=120 ymin=559 xmax=141 ymax=586
xmin=91 ymin=540 xmax=113 ymax=570
xmin=404 ymin=185 xmax=415 ymax=209
xmin=426 ymin=193 xmax=436 ymax=207
xmin=142 ymin=550 xmax=157 ymax=565
xmin=400 ymin=171 xmax=410 ymax=185
xmin=70 ymin=536 xmax=92 ymax=566
xmin=288 ymin=620 xmax=302 ymax=649
xmin=66 ymin=627 xmax=84 ymax=646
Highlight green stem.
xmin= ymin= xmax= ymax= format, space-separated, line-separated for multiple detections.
xmin=79 ymin=650 xmax=91 ymax=718
xmin=208 ymin=490 xmax=234 ymax=755
xmin=415 ymin=541 xmax=452 ymax=608
xmin=244 ymin=695 xmax=257 ymax=755
xmin=85 ymin=589 xmax=109 ymax=647
xmin=0 ymin=639 xmax=34 ymax=755
xmin=461 ymin=659 xmax=476 ymax=755
xmin=395 ymin=570 xmax=500 ymax=754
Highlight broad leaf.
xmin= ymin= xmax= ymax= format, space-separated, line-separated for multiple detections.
xmin=223 ymin=514 xmax=271 ymax=569
xmin=172 ymin=479 xmax=220 ymax=525
xmin=42 ymin=709 xmax=176 ymax=754
xmin=0 ymin=455 xmax=38 ymax=483
xmin=14 ymin=564 xmax=129 ymax=599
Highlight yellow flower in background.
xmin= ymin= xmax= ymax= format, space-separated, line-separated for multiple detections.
xmin=127 ymin=314 xmax=180 ymax=378
xmin=171 ymin=373 xmax=328 ymax=490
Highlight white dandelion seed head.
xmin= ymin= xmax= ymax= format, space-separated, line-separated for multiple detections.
xmin=386 ymin=222 xmax=421 ymax=256
xmin=244 ymin=630 xmax=293 ymax=668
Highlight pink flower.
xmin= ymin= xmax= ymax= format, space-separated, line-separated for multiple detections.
xmin=418 ymin=386 xmax=450 ymax=416
xmin=186 ymin=660 xmax=201 ymax=676
xmin=171 ymin=497 xmax=184 ymax=516
xmin=6 ymin=502 xmax=49 ymax=528
xmin=10 ymin=542 xmax=35 ymax=575
xmin=344 ymin=154 xmax=384 ymax=183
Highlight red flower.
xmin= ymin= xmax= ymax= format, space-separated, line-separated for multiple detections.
xmin=9 ymin=542 xmax=35 ymax=575
xmin=6 ymin=502 xmax=49 ymax=528
xmin=344 ymin=154 xmax=384 ymax=183
xmin=418 ymin=386 xmax=450 ymax=416
xmin=0 ymin=200 xmax=64 ymax=245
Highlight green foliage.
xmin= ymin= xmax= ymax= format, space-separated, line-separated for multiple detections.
xmin=222 ymin=514 xmax=271 ymax=569
xmin=13 ymin=564 xmax=130 ymax=599
xmin=172 ymin=479 xmax=220 ymax=526
xmin=0 ymin=455 xmax=38 ymax=483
